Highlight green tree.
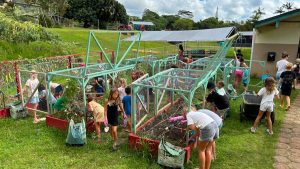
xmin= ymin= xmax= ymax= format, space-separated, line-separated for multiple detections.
xmin=173 ymin=18 xmax=194 ymax=30
xmin=142 ymin=8 xmax=160 ymax=20
xmin=65 ymin=0 xmax=128 ymax=28
xmin=275 ymin=2 xmax=296 ymax=14
xmin=177 ymin=10 xmax=193 ymax=19
xmin=162 ymin=15 xmax=180 ymax=30
xmin=142 ymin=9 xmax=167 ymax=30
xmin=196 ymin=17 xmax=220 ymax=29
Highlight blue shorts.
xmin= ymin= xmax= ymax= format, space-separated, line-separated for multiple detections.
xmin=29 ymin=96 xmax=39 ymax=104
xmin=199 ymin=122 xmax=219 ymax=142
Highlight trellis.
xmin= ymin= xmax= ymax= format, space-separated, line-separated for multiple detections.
xmin=131 ymin=33 xmax=239 ymax=135
xmin=47 ymin=30 xmax=142 ymax=119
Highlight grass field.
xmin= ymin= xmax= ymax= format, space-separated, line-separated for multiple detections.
xmin=0 ymin=27 xmax=284 ymax=169
xmin=0 ymin=89 xmax=298 ymax=169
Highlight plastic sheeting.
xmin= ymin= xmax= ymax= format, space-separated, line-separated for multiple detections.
xmin=125 ymin=27 xmax=236 ymax=42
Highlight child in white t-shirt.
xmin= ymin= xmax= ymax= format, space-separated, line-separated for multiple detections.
xmin=118 ymin=78 xmax=127 ymax=100
xmin=23 ymin=70 xmax=40 ymax=123
xmin=216 ymin=81 xmax=226 ymax=96
xmin=250 ymin=77 xmax=279 ymax=135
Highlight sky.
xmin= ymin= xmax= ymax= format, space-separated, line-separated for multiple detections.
xmin=116 ymin=0 xmax=300 ymax=21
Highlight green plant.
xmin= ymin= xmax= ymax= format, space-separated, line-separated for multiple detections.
xmin=0 ymin=12 xmax=59 ymax=43
xmin=53 ymin=79 xmax=84 ymax=122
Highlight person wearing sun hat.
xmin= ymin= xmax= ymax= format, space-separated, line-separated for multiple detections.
xmin=23 ymin=70 xmax=40 ymax=123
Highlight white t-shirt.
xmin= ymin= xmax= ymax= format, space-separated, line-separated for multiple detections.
xmin=217 ymin=87 xmax=226 ymax=96
xmin=276 ymin=59 xmax=289 ymax=74
xmin=257 ymin=87 xmax=279 ymax=105
xmin=25 ymin=78 xmax=39 ymax=97
xmin=198 ymin=109 xmax=223 ymax=127
xmin=186 ymin=111 xmax=214 ymax=129
xmin=118 ymin=87 xmax=126 ymax=100
xmin=41 ymin=90 xmax=57 ymax=104
xmin=50 ymin=82 xmax=60 ymax=89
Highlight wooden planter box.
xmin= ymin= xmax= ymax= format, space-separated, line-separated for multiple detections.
xmin=128 ymin=99 xmax=192 ymax=162
xmin=0 ymin=108 xmax=10 ymax=118
xmin=46 ymin=115 xmax=95 ymax=132
xmin=46 ymin=115 xmax=69 ymax=130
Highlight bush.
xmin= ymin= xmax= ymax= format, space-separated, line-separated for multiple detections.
xmin=0 ymin=12 xmax=59 ymax=43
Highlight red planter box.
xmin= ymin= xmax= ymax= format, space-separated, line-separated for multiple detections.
xmin=0 ymin=108 xmax=10 ymax=118
xmin=128 ymin=133 xmax=192 ymax=162
xmin=46 ymin=115 xmax=95 ymax=132
xmin=46 ymin=115 xmax=69 ymax=130
xmin=128 ymin=99 xmax=192 ymax=162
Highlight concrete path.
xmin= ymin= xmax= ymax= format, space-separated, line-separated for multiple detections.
xmin=274 ymin=86 xmax=300 ymax=169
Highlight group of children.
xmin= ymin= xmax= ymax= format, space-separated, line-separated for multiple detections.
xmin=233 ymin=49 xmax=250 ymax=93
xmin=23 ymin=70 xmax=64 ymax=123
xmin=85 ymin=71 xmax=148 ymax=150
xmin=249 ymin=52 xmax=297 ymax=135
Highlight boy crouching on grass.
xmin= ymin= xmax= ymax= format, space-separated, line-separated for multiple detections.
xmin=122 ymin=86 xmax=132 ymax=132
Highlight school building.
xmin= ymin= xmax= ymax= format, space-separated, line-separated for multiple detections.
xmin=251 ymin=9 xmax=300 ymax=76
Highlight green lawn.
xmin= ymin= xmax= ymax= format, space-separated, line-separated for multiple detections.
xmin=0 ymin=90 xmax=298 ymax=169
xmin=0 ymin=27 xmax=290 ymax=168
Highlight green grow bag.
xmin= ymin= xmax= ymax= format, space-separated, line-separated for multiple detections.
xmin=157 ymin=138 xmax=186 ymax=169
xmin=66 ymin=119 xmax=86 ymax=146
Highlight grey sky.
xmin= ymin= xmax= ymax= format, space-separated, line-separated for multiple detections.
xmin=116 ymin=0 xmax=300 ymax=21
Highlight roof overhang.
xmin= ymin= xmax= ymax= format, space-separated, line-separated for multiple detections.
xmin=255 ymin=9 xmax=300 ymax=28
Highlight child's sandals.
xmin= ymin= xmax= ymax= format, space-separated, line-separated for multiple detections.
xmin=285 ymin=106 xmax=290 ymax=111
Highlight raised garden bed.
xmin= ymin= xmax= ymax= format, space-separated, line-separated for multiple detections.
xmin=128 ymin=100 xmax=193 ymax=162
xmin=46 ymin=115 xmax=95 ymax=132
xmin=0 ymin=108 xmax=10 ymax=118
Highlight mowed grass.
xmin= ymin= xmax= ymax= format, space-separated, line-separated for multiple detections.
xmin=0 ymin=27 xmax=288 ymax=168
xmin=0 ymin=90 xmax=298 ymax=169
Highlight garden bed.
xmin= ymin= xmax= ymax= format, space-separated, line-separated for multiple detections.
xmin=46 ymin=115 xmax=95 ymax=132
xmin=0 ymin=108 xmax=10 ymax=118
xmin=128 ymin=100 xmax=193 ymax=162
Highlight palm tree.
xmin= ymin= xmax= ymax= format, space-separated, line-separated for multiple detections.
xmin=284 ymin=2 xmax=294 ymax=11
xmin=275 ymin=7 xmax=285 ymax=14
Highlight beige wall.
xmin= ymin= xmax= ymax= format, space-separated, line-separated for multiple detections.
xmin=251 ymin=43 xmax=298 ymax=76
xmin=252 ymin=16 xmax=300 ymax=76
xmin=255 ymin=22 xmax=300 ymax=44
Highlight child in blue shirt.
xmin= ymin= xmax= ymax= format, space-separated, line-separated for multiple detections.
xmin=242 ymin=67 xmax=250 ymax=93
xmin=122 ymin=86 xmax=131 ymax=132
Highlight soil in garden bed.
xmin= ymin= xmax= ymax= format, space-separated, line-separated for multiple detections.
xmin=138 ymin=103 xmax=187 ymax=146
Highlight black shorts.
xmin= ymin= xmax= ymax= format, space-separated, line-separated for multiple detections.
xmin=107 ymin=111 xmax=119 ymax=126
xmin=243 ymin=82 xmax=248 ymax=87
xmin=281 ymin=83 xmax=292 ymax=96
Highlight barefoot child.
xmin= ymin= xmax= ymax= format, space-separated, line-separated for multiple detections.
xmin=104 ymin=88 xmax=125 ymax=150
xmin=122 ymin=86 xmax=132 ymax=132
xmin=87 ymin=95 xmax=105 ymax=143
xmin=251 ymin=77 xmax=279 ymax=135
xmin=23 ymin=70 xmax=39 ymax=123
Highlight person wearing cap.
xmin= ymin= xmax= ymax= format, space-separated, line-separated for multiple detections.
xmin=276 ymin=52 xmax=289 ymax=80
xmin=23 ymin=70 xmax=40 ymax=123
xmin=280 ymin=62 xmax=296 ymax=111
xmin=205 ymin=81 xmax=230 ymax=119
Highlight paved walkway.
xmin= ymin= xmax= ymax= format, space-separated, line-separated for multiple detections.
xmin=274 ymin=87 xmax=300 ymax=169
